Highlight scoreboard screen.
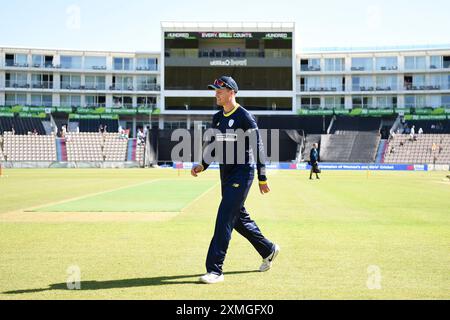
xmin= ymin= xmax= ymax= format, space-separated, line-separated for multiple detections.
xmin=164 ymin=31 xmax=293 ymax=91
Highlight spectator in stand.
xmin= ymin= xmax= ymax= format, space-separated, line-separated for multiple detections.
xmin=32 ymin=129 xmax=38 ymax=136
xmin=76 ymin=126 xmax=80 ymax=133
xmin=418 ymin=127 xmax=423 ymax=135
xmin=432 ymin=143 xmax=437 ymax=153
xmin=104 ymin=125 xmax=108 ymax=133
xmin=410 ymin=125 xmax=416 ymax=141
xmin=137 ymin=128 xmax=145 ymax=145
xmin=61 ymin=125 xmax=67 ymax=138
xmin=11 ymin=126 xmax=15 ymax=135
xmin=99 ymin=125 xmax=104 ymax=133
xmin=118 ymin=126 xmax=128 ymax=139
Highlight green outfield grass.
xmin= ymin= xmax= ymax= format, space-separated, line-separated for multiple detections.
xmin=0 ymin=168 xmax=449 ymax=300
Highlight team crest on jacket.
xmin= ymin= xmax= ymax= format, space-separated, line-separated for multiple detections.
xmin=228 ymin=119 xmax=234 ymax=127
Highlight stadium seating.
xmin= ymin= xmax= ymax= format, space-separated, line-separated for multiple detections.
xmin=2 ymin=132 xmax=57 ymax=161
xmin=136 ymin=143 xmax=145 ymax=166
xmin=0 ymin=117 xmax=46 ymax=135
xmin=103 ymin=133 xmax=128 ymax=161
xmin=65 ymin=132 xmax=133 ymax=162
xmin=384 ymin=134 xmax=450 ymax=164
xmin=65 ymin=132 xmax=104 ymax=162
xmin=320 ymin=132 xmax=381 ymax=162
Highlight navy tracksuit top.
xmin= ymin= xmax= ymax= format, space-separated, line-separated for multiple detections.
xmin=201 ymin=104 xmax=267 ymax=183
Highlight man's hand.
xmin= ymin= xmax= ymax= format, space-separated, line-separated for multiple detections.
xmin=259 ymin=182 xmax=270 ymax=195
xmin=191 ymin=164 xmax=204 ymax=177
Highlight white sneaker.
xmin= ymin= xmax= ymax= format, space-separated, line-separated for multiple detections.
xmin=199 ymin=273 xmax=224 ymax=284
xmin=259 ymin=244 xmax=280 ymax=272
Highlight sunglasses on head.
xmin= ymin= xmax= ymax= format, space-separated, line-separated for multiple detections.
xmin=214 ymin=79 xmax=231 ymax=90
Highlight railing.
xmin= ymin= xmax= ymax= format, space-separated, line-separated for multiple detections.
xmin=31 ymin=63 xmax=57 ymax=69
xmin=300 ymin=65 xmax=321 ymax=72
xmin=61 ymin=82 xmax=83 ymax=90
xmin=352 ymin=85 xmax=398 ymax=91
xmin=136 ymin=65 xmax=158 ymax=71
xmin=84 ymin=83 xmax=106 ymax=90
xmin=89 ymin=66 xmax=107 ymax=70
xmin=404 ymin=83 xmax=450 ymax=90
xmin=5 ymin=61 xmax=29 ymax=68
xmin=377 ymin=66 xmax=398 ymax=71
xmin=136 ymin=84 xmax=161 ymax=91
xmin=109 ymin=85 xmax=134 ymax=91
xmin=31 ymin=81 xmax=53 ymax=89
xmin=5 ymin=80 xmax=30 ymax=88
xmin=300 ymin=85 xmax=344 ymax=92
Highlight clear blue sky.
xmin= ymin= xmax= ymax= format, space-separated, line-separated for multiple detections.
xmin=0 ymin=0 xmax=448 ymax=52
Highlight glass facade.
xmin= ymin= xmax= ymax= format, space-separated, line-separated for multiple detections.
xmin=84 ymin=56 xmax=107 ymax=69
xmin=351 ymin=58 xmax=373 ymax=71
xmin=60 ymin=56 xmax=82 ymax=69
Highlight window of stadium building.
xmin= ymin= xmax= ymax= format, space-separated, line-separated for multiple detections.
xmin=442 ymin=95 xmax=450 ymax=107
xmin=352 ymin=96 xmax=373 ymax=109
xmin=301 ymin=59 xmax=321 ymax=71
xmin=137 ymin=76 xmax=158 ymax=91
xmin=351 ymin=58 xmax=373 ymax=71
xmin=405 ymin=95 xmax=426 ymax=108
xmin=61 ymin=75 xmax=81 ymax=89
xmin=427 ymin=95 xmax=441 ymax=108
xmin=324 ymin=58 xmax=345 ymax=72
xmin=86 ymin=95 xmax=106 ymax=108
xmin=375 ymin=96 xmax=397 ymax=109
xmin=84 ymin=56 xmax=107 ymax=70
xmin=164 ymin=67 xmax=292 ymax=91
xmin=114 ymin=57 xmax=133 ymax=71
xmin=5 ymin=93 xmax=26 ymax=106
xmin=301 ymin=97 xmax=321 ymax=109
xmin=31 ymin=74 xmax=53 ymax=89
xmin=31 ymin=94 xmax=52 ymax=107
xmin=375 ymin=57 xmax=398 ymax=71
xmin=31 ymin=54 xmax=54 ymax=68
xmin=302 ymin=76 xmax=321 ymax=91
xmin=112 ymin=76 xmax=134 ymax=91
xmin=376 ymin=75 xmax=397 ymax=90
xmin=430 ymin=56 xmax=443 ymax=69
xmin=324 ymin=97 xmax=345 ymax=109
xmin=60 ymin=56 xmax=82 ymax=69
xmin=113 ymin=96 xmax=132 ymax=108
xmin=85 ymin=76 xmax=106 ymax=90
xmin=137 ymin=97 xmax=157 ymax=108
xmin=60 ymin=95 xmax=81 ymax=107
xmin=404 ymin=56 xmax=426 ymax=70
xmin=6 ymin=53 xmax=28 ymax=67
xmin=5 ymin=72 xmax=28 ymax=87
xmin=136 ymin=58 xmax=158 ymax=71
xmin=352 ymin=76 xmax=374 ymax=91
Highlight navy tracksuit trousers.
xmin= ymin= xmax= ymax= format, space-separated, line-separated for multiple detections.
xmin=205 ymin=170 xmax=275 ymax=275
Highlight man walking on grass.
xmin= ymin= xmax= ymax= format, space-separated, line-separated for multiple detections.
xmin=191 ymin=76 xmax=280 ymax=284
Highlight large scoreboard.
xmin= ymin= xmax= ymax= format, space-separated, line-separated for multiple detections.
xmin=163 ymin=31 xmax=293 ymax=91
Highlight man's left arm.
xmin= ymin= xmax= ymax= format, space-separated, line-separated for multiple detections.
xmin=243 ymin=113 xmax=270 ymax=194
